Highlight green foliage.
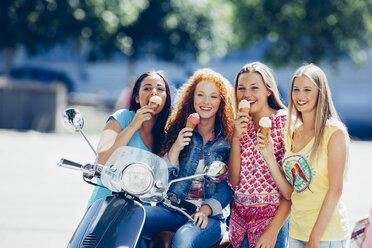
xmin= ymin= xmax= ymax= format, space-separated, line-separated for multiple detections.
xmin=232 ymin=0 xmax=372 ymax=66
xmin=1 ymin=0 xmax=372 ymax=66
xmin=0 ymin=0 xmax=234 ymax=64
xmin=162 ymin=0 xmax=235 ymax=64
xmin=0 ymin=0 xmax=84 ymax=53
xmin=83 ymin=0 xmax=235 ymax=63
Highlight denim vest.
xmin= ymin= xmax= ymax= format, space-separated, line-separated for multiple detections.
xmin=167 ymin=121 xmax=233 ymax=218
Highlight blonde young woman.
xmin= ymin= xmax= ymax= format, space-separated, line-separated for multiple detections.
xmin=258 ymin=64 xmax=349 ymax=248
xmin=141 ymin=68 xmax=235 ymax=248
xmin=228 ymin=62 xmax=291 ymax=248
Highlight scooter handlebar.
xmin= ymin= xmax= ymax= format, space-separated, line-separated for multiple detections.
xmin=166 ymin=192 xmax=198 ymax=213
xmin=179 ymin=199 xmax=197 ymax=213
xmin=58 ymin=158 xmax=83 ymax=170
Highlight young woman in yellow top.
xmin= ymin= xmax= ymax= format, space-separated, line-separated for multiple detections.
xmin=258 ymin=64 xmax=349 ymax=248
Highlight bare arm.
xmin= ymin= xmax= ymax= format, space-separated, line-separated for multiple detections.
xmin=256 ymin=198 xmax=291 ymax=248
xmin=228 ymin=112 xmax=249 ymax=186
xmin=167 ymin=127 xmax=193 ymax=166
xmin=97 ymin=106 xmax=154 ymax=165
xmin=305 ymin=130 xmax=347 ymax=248
xmin=257 ymin=132 xmax=293 ymax=200
xmin=228 ymin=137 xmax=242 ymax=186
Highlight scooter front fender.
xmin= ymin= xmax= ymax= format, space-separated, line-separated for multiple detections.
xmin=68 ymin=196 xmax=145 ymax=248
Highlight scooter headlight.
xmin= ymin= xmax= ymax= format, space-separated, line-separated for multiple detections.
xmin=120 ymin=162 xmax=154 ymax=195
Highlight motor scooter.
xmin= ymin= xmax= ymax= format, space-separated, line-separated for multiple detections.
xmin=58 ymin=108 xmax=228 ymax=248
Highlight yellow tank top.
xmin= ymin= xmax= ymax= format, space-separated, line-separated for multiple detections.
xmin=283 ymin=125 xmax=349 ymax=241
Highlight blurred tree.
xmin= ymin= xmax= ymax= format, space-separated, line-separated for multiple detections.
xmin=0 ymin=0 xmax=87 ymax=76
xmin=232 ymin=0 xmax=372 ymax=67
xmin=0 ymin=0 xmax=234 ymax=79
xmin=0 ymin=0 xmax=149 ymax=77
xmin=3 ymin=0 xmax=370 ymax=76
xmin=82 ymin=0 xmax=234 ymax=76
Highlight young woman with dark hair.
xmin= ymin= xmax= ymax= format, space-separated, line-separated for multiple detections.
xmin=86 ymin=70 xmax=172 ymax=208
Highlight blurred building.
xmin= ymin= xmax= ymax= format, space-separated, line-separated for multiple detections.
xmin=1 ymin=46 xmax=371 ymax=139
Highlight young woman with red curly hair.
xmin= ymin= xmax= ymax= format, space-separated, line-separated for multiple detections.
xmin=140 ymin=68 xmax=235 ymax=248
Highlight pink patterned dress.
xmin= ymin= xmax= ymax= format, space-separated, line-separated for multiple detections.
xmin=228 ymin=110 xmax=287 ymax=248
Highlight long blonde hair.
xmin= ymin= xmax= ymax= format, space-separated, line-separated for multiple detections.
xmin=159 ymin=68 xmax=235 ymax=157
xmin=287 ymin=64 xmax=350 ymax=164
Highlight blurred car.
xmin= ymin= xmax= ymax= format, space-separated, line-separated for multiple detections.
xmin=9 ymin=66 xmax=75 ymax=92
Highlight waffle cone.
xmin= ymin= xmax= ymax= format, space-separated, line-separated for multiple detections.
xmin=149 ymin=102 xmax=159 ymax=110
xmin=260 ymin=126 xmax=270 ymax=136
xmin=186 ymin=120 xmax=195 ymax=129
xmin=239 ymin=107 xmax=250 ymax=114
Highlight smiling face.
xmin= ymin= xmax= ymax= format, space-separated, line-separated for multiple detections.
xmin=193 ymin=80 xmax=221 ymax=121
xmin=292 ymin=75 xmax=319 ymax=115
xmin=135 ymin=74 xmax=167 ymax=115
xmin=236 ymin=72 xmax=272 ymax=117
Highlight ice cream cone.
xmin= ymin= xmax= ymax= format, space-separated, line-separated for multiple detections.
xmin=259 ymin=117 xmax=272 ymax=137
xmin=149 ymin=96 xmax=162 ymax=110
xmin=260 ymin=127 xmax=270 ymax=136
xmin=149 ymin=102 xmax=159 ymax=110
xmin=186 ymin=113 xmax=200 ymax=130
xmin=186 ymin=120 xmax=196 ymax=129
xmin=238 ymin=99 xmax=250 ymax=114
xmin=239 ymin=107 xmax=250 ymax=114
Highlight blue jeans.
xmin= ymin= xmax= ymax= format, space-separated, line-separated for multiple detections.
xmin=141 ymin=205 xmax=226 ymax=248
xmin=240 ymin=218 xmax=289 ymax=248
xmin=289 ymin=237 xmax=346 ymax=248
xmin=275 ymin=218 xmax=289 ymax=248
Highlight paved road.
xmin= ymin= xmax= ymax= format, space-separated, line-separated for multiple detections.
xmin=0 ymin=130 xmax=371 ymax=248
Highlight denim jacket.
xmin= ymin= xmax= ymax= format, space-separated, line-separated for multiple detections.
xmin=165 ymin=121 xmax=233 ymax=218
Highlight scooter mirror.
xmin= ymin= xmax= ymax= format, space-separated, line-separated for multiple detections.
xmin=204 ymin=161 xmax=227 ymax=182
xmin=63 ymin=108 xmax=84 ymax=132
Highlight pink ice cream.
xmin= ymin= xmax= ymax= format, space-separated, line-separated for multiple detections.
xmin=186 ymin=113 xmax=200 ymax=129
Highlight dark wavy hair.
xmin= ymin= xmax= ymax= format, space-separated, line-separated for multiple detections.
xmin=129 ymin=71 xmax=171 ymax=155
xmin=159 ymin=68 xmax=234 ymax=157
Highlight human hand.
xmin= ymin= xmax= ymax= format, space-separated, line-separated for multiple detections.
xmin=255 ymin=228 xmax=277 ymax=248
xmin=304 ymin=236 xmax=320 ymax=248
xmin=172 ymin=127 xmax=194 ymax=152
xmin=232 ymin=112 xmax=251 ymax=140
xmin=257 ymin=131 xmax=275 ymax=162
xmin=191 ymin=205 xmax=212 ymax=229
xmin=130 ymin=106 xmax=154 ymax=130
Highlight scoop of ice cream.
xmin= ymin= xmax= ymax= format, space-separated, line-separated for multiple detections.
xmin=259 ymin=117 xmax=272 ymax=128
xmin=149 ymin=96 xmax=162 ymax=105
xmin=238 ymin=99 xmax=250 ymax=110
xmin=187 ymin=113 xmax=200 ymax=126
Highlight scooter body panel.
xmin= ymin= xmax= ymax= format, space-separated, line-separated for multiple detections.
xmin=68 ymin=196 xmax=145 ymax=248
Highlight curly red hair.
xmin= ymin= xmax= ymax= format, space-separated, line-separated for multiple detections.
xmin=159 ymin=68 xmax=234 ymax=156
